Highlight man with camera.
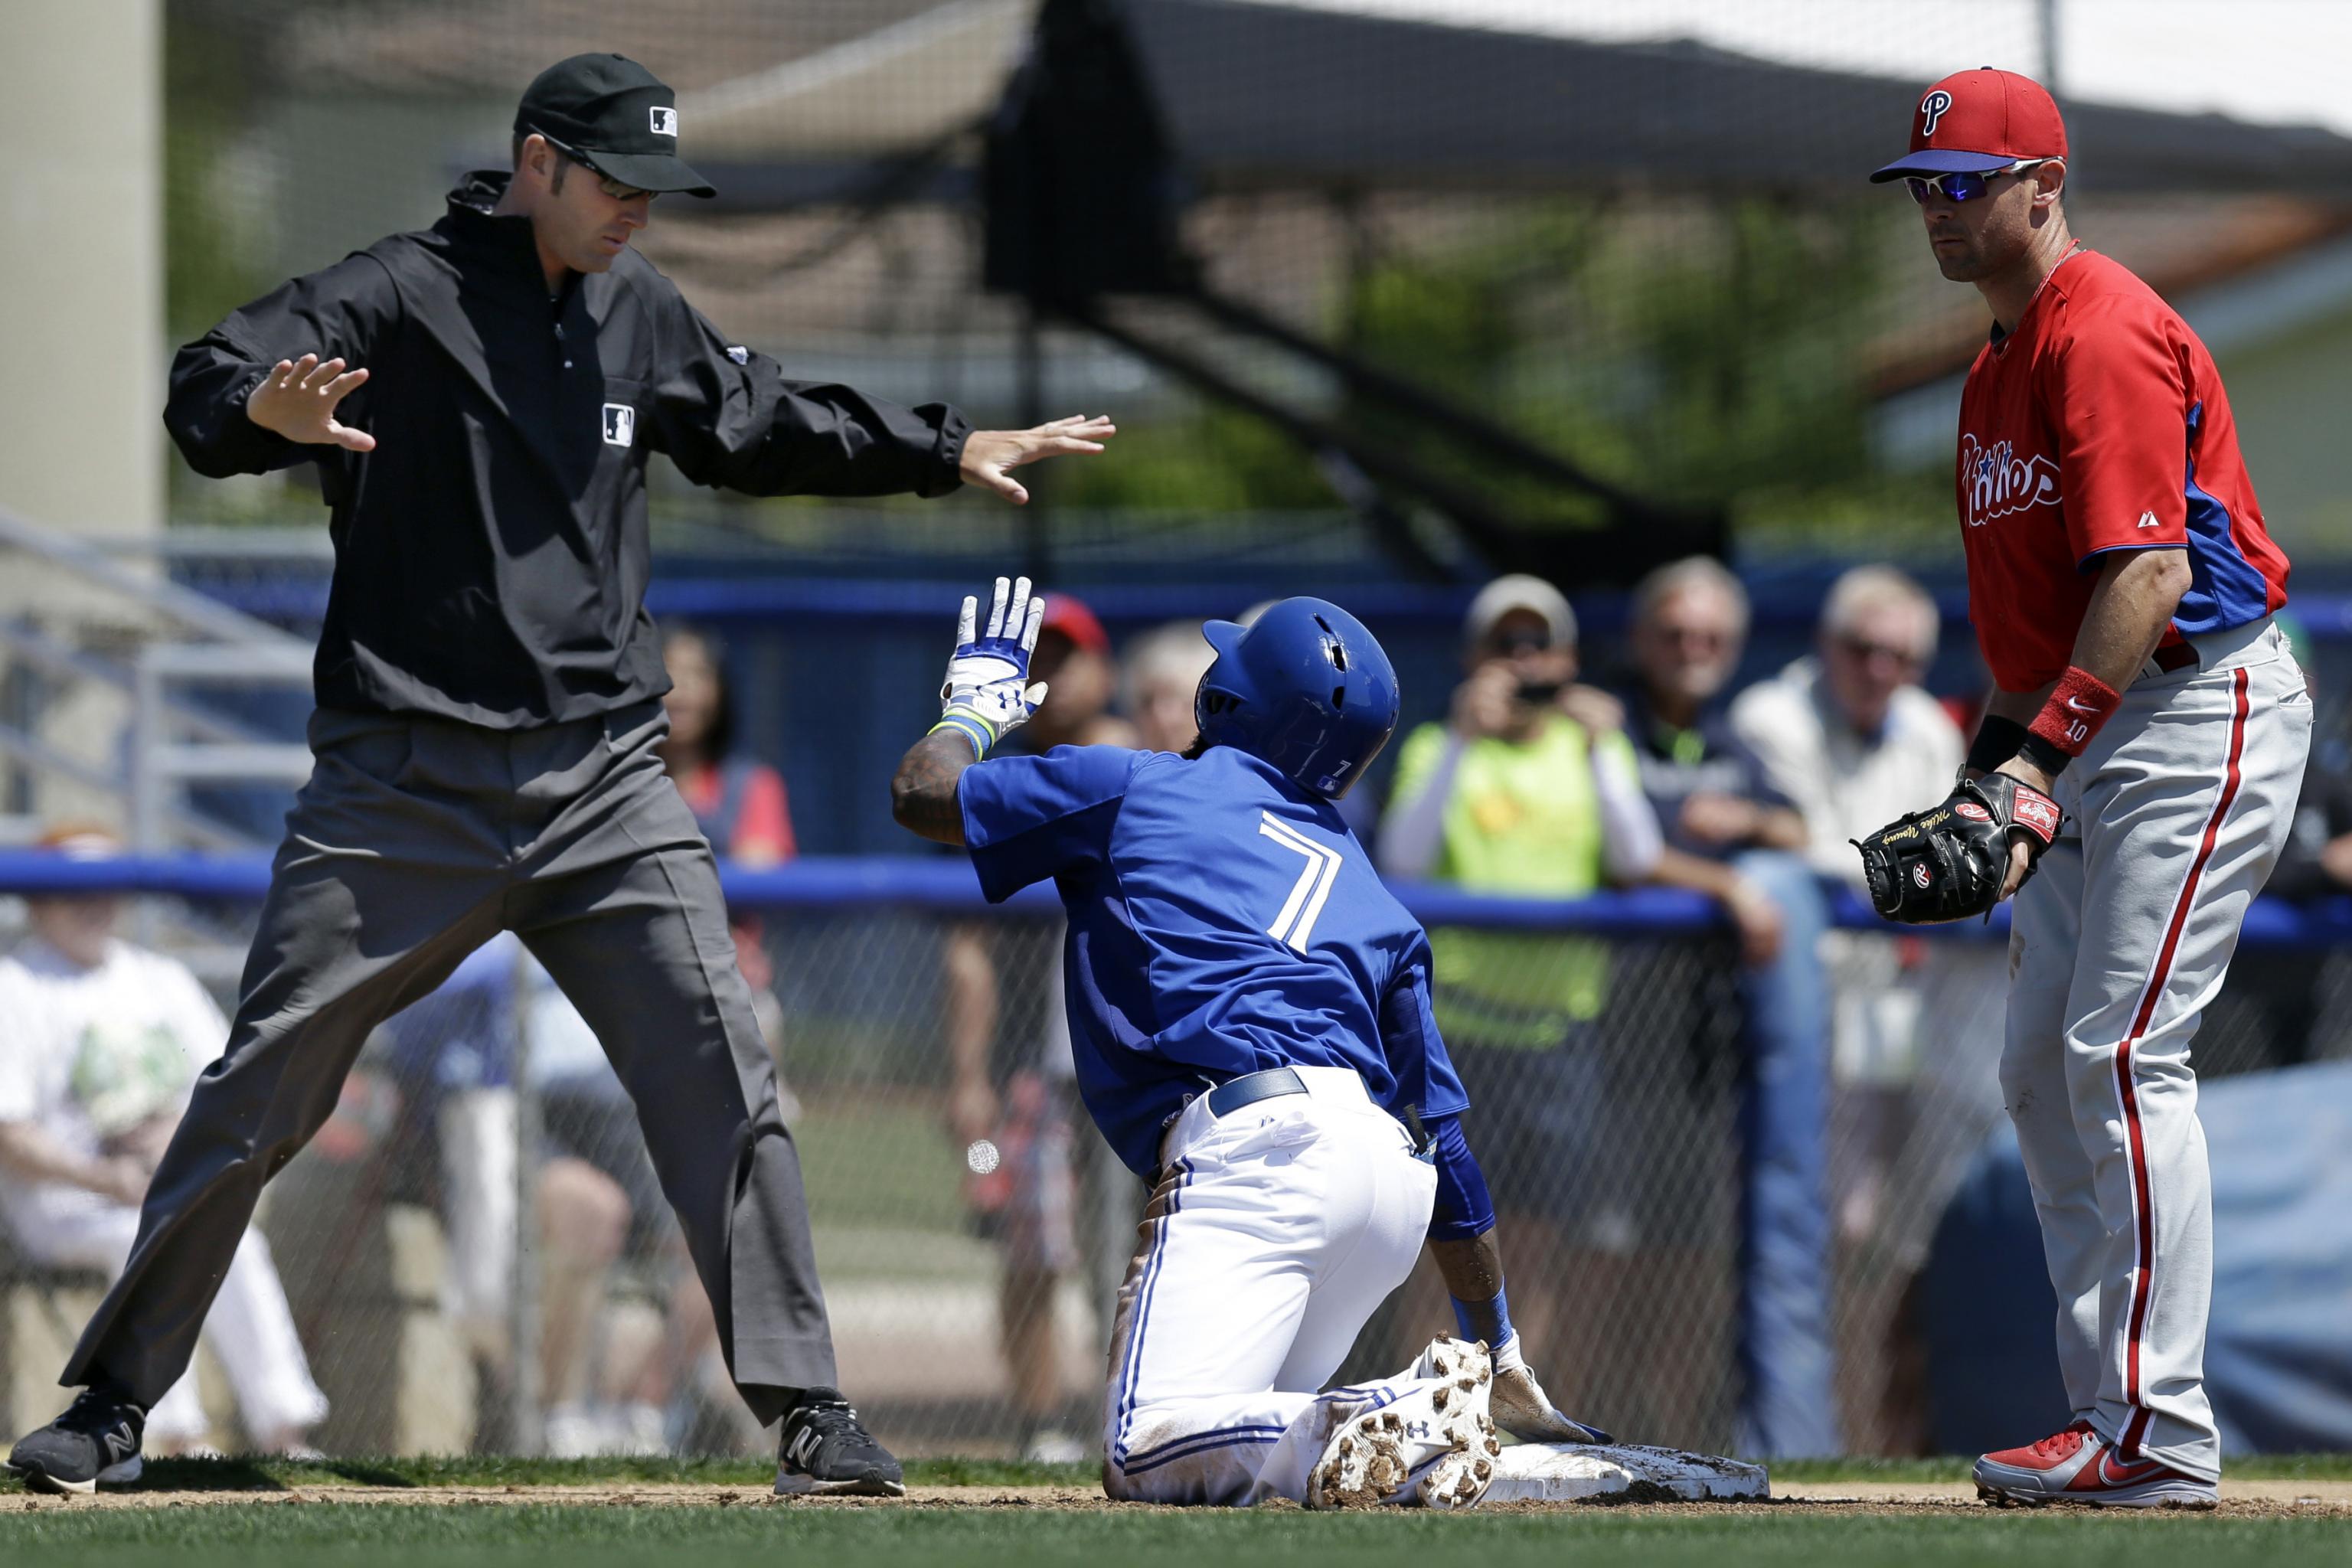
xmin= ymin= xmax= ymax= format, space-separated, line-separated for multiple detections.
xmin=1377 ymin=575 xmax=1662 ymax=1400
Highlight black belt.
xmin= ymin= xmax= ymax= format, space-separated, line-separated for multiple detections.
xmin=2151 ymin=641 xmax=2199 ymax=673
xmin=1205 ymin=1067 xmax=1308 ymax=1118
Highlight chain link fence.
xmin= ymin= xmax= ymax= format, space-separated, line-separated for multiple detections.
xmin=8 ymin=0 xmax=2352 ymax=1468
xmin=6 ymin=872 xmax=2344 ymax=1460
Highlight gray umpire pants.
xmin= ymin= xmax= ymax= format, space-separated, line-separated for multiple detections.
xmin=62 ymin=699 xmax=835 ymax=1425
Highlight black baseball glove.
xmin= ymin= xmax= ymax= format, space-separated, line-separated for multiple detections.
xmin=1853 ymin=773 xmax=2063 ymax=924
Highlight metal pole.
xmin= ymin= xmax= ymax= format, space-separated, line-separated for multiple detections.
xmin=2039 ymin=0 xmax=2062 ymax=95
xmin=508 ymin=941 xmax=546 ymax=1455
xmin=127 ymin=650 xmax=163 ymax=947
xmin=1019 ymin=300 xmax=1050 ymax=584
xmin=129 ymin=650 xmax=162 ymax=852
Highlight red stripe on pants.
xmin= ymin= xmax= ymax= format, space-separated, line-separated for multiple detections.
xmin=2115 ymin=665 xmax=2250 ymax=1457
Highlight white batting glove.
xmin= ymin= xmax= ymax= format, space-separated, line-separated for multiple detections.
xmin=931 ymin=574 xmax=1047 ymax=756
xmin=1489 ymin=1340 xmax=1615 ymax=1445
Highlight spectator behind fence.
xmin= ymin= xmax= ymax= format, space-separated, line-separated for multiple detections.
xmin=1122 ymin=619 xmax=1219 ymax=755
xmin=1614 ymin=558 xmax=1840 ymax=1458
xmin=1621 ymin=558 xmax=1808 ymax=956
xmin=1731 ymin=568 xmax=1991 ymax=1314
xmin=0 ymin=830 xmax=328 ymax=1459
xmin=1730 ymin=566 xmax=1963 ymax=882
xmin=1377 ymin=575 xmax=1663 ymax=1389
xmin=658 ymin=624 xmax=795 ymax=867
xmin=942 ymin=594 xmax=1137 ymax=1462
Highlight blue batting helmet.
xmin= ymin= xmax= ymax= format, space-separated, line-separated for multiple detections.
xmin=1194 ymin=598 xmax=1400 ymax=799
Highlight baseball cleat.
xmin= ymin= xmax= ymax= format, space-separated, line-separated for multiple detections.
xmin=6 ymin=1387 xmax=147 ymax=1494
xmin=1972 ymin=1422 xmax=2216 ymax=1509
xmin=773 ymin=1387 xmax=905 ymax=1498
xmin=1308 ymin=1338 xmax=1501 ymax=1510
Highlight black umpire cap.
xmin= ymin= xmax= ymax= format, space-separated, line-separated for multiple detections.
xmin=515 ymin=53 xmax=716 ymax=198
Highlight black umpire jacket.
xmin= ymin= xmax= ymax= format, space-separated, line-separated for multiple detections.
xmin=165 ymin=170 xmax=972 ymax=728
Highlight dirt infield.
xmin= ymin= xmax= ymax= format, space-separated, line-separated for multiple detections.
xmin=11 ymin=1478 xmax=2350 ymax=1517
xmin=1766 ymin=1478 xmax=2352 ymax=1516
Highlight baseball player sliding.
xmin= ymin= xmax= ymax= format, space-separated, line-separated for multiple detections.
xmin=1855 ymin=70 xmax=2308 ymax=1508
xmin=892 ymin=580 xmax=1608 ymax=1508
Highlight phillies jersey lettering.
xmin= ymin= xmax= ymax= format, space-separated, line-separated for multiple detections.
xmin=1959 ymin=434 xmax=2061 ymax=528
xmin=1955 ymin=248 xmax=2290 ymax=691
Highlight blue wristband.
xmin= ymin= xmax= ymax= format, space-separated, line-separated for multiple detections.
xmin=929 ymin=710 xmax=995 ymax=757
xmin=1450 ymin=1285 xmax=1514 ymax=1351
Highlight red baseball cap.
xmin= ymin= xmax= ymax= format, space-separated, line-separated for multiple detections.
xmin=1869 ymin=67 xmax=2067 ymax=182
xmin=1038 ymin=593 xmax=1110 ymax=656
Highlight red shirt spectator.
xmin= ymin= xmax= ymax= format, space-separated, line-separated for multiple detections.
xmin=657 ymin=625 xmax=795 ymax=866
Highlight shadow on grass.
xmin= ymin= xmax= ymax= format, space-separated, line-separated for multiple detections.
xmin=130 ymin=1458 xmax=289 ymax=1493
xmin=114 ymin=1457 xmax=416 ymax=1494
xmin=318 ymin=1460 xmax=417 ymax=1488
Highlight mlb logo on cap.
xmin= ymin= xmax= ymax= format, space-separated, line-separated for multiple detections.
xmin=1869 ymin=67 xmax=2067 ymax=182
xmin=650 ymin=106 xmax=677 ymax=137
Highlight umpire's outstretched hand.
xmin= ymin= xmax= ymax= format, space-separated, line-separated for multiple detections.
xmin=959 ymin=413 xmax=1116 ymax=505
xmin=246 ymin=352 xmax=376 ymax=452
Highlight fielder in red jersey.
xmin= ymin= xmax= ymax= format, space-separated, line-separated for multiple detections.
xmin=1866 ymin=68 xmax=2312 ymax=1508
xmin=1956 ymin=246 xmax=2290 ymax=694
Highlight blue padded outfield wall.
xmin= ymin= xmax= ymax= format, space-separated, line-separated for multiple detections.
xmin=1925 ymin=1059 xmax=2352 ymax=1455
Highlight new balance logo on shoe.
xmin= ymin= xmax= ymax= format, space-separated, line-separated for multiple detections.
xmin=773 ymin=1390 xmax=905 ymax=1498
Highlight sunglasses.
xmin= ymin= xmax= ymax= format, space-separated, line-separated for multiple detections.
xmin=1650 ymin=622 xmax=1733 ymax=650
xmin=534 ymin=132 xmax=659 ymax=204
xmin=1903 ymin=158 xmax=2043 ymax=204
xmin=587 ymin=171 xmax=656 ymax=204
xmin=1835 ymin=632 xmax=1925 ymax=669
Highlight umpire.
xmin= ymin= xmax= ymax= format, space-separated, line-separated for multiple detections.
xmin=5 ymin=54 xmax=1112 ymax=1498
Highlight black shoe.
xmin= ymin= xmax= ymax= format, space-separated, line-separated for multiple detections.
xmin=773 ymin=1387 xmax=904 ymax=1497
xmin=6 ymin=1387 xmax=146 ymax=1494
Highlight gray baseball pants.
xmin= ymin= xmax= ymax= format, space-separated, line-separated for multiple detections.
xmin=2001 ymin=619 xmax=2309 ymax=1481
xmin=61 ymin=699 xmax=835 ymax=1425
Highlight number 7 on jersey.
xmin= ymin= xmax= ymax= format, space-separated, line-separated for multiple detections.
xmin=1259 ymin=811 xmax=1342 ymax=952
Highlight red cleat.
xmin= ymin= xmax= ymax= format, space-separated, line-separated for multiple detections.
xmin=1973 ymin=1422 xmax=2216 ymax=1508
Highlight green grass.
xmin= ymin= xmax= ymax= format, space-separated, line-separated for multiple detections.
xmin=791 ymin=1096 xmax=968 ymax=1237
xmin=4 ymin=1457 xmax=2347 ymax=1568
xmin=3 ymin=1453 xmax=2346 ymax=1494
xmin=3 ymin=1504 xmax=2348 ymax=1568
xmin=0 ymin=1455 xmax=1096 ymax=1493
xmin=1766 ymin=1452 xmax=2352 ymax=1483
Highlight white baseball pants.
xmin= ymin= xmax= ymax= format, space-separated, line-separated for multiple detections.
xmin=10 ymin=1202 xmax=328 ymax=1446
xmin=2002 ymin=620 xmax=2309 ymax=1480
xmin=1100 ymin=1067 xmax=1440 ymax=1505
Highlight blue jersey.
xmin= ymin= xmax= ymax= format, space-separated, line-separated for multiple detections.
xmin=958 ymin=743 xmax=1468 ymax=1175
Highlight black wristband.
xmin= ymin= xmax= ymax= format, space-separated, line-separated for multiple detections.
xmin=2015 ymin=730 xmax=2073 ymax=779
xmin=1965 ymin=714 xmax=2029 ymax=776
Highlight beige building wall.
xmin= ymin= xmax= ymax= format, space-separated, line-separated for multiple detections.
xmin=0 ymin=0 xmax=163 ymax=537
xmin=2216 ymin=306 xmax=2352 ymax=557
xmin=0 ymin=1 xmax=162 ymax=833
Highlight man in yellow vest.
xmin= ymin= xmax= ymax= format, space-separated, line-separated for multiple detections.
xmin=1377 ymin=575 xmax=1663 ymax=1399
